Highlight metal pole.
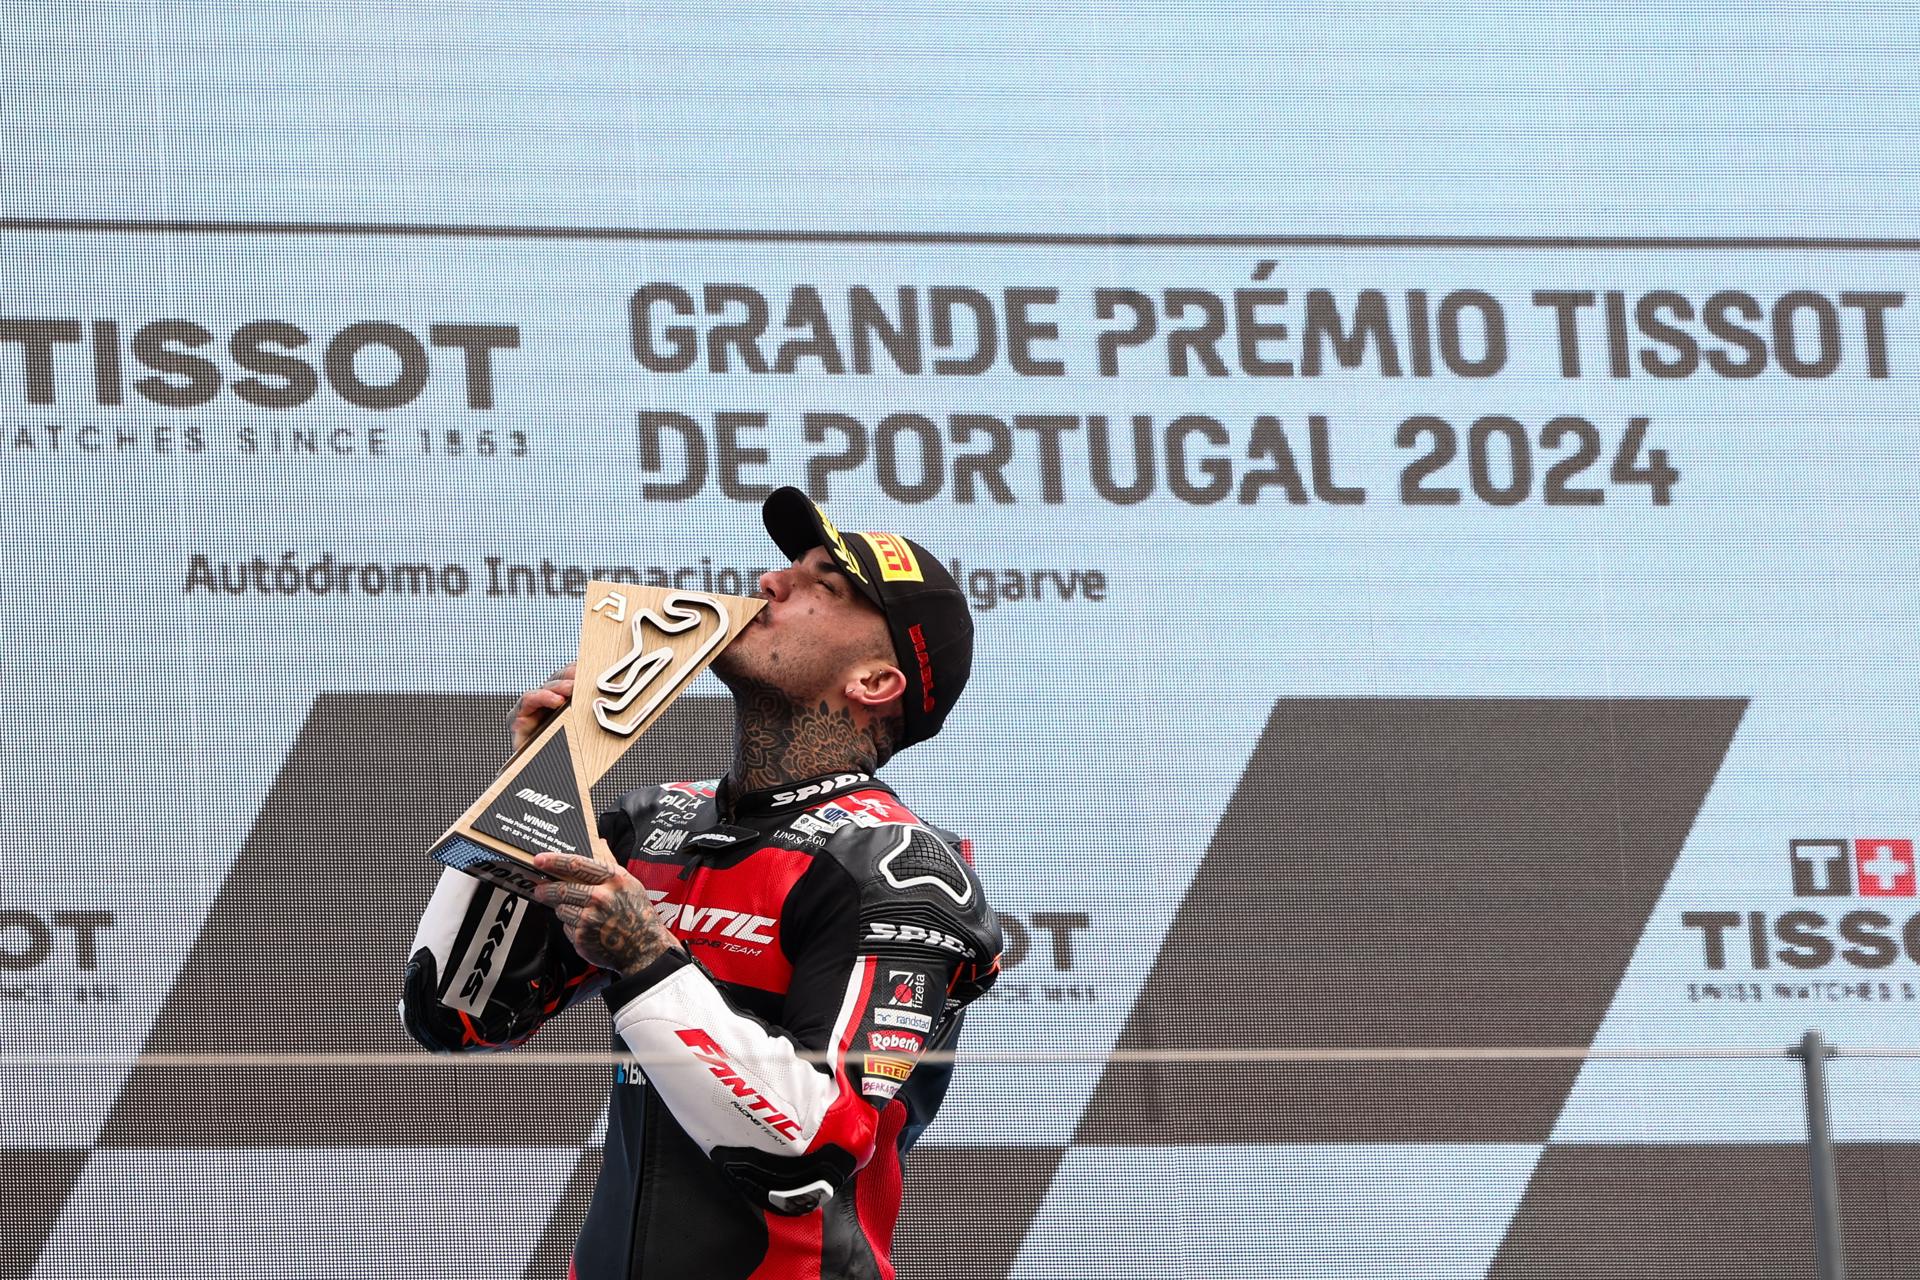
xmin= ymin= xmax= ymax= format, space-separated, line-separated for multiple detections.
xmin=1797 ymin=1029 xmax=1847 ymax=1280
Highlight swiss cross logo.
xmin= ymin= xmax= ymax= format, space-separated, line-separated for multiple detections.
xmin=844 ymin=792 xmax=912 ymax=825
xmin=1854 ymin=838 xmax=1916 ymax=897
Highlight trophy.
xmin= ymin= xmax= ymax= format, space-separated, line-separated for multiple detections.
xmin=428 ymin=581 xmax=764 ymax=897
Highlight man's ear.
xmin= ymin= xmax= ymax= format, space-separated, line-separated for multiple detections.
xmin=845 ymin=663 xmax=907 ymax=709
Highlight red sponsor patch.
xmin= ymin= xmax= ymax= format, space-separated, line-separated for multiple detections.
xmin=867 ymin=1030 xmax=924 ymax=1054
xmin=908 ymin=623 xmax=937 ymax=713
xmin=631 ymin=847 xmax=810 ymax=992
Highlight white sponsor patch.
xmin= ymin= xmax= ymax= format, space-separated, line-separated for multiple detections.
xmin=643 ymin=827 xmax=687 ymax=853
xmin=868 ymin=1030 xmax=924 ymax=1053
xmin=861 ymin=1076 xmax=904 ymax=1102
xmin=873 ymin=1007 xmax=932 ymax=1033
xmin=789 ymin=810 xmax=849 ymax=839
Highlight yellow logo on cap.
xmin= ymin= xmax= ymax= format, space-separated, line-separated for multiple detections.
xmin=815 ymin=507 xmax=867 ymax=583
xmin=858 ymin=532 xmax=923 ymax=583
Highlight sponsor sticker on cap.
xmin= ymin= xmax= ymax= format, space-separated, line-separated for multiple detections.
xmin=858 ymin=532 xmax=923 ymax=583
xmin=816 ymin=508 xmax=868 ymax=583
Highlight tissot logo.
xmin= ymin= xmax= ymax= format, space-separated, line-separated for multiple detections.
xmin=0 ymin=316 xmax=519 ymax=409
xmin=1680 ymin=836 xmax=1920 ymax=972
xmin=1790 ymin=837 xmax=1915 ymax=899
xmin=0 ymin=910 xmax=114 ymax=971
xmin=997 ymin=911 xmax=1092 ymax=972
xmin=985 ymin=909 xmax=1097 ymax=1006
xmin=1790 ymin=839 xmax=1853 ymax=896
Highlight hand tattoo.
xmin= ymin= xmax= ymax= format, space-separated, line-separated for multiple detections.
xmin=531 ymin=856 xmax=678 ymax=975
xmin=568 ymin=884 xmax=675 ymax=974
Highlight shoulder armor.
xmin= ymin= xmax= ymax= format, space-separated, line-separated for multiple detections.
xmin=815 ymin=789 xmax=1000 ymax=963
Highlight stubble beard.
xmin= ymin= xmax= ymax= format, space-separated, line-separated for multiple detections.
xmin=711 ymin=616 xmax=837 ymax=708
xmin=710 ymin=620 xmax=775 ymax=688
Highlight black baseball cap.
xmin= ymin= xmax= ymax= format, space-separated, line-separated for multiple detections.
xmin=761 ymin=486 xmax=973 ymax=749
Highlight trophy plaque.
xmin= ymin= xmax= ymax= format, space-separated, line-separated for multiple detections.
xmin=428 ymin=581 xmax=764 ymax=897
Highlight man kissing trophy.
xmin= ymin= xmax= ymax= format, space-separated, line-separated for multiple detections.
xmin=403 ymin=488 xmax=1003 ymax=1280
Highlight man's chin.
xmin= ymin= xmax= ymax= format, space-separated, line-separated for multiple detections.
xmin=709 ymin=643 xmax=755 ymax=686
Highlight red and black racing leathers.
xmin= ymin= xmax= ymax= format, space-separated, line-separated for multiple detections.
xmin=401 ymin=771 xmax=1002 ymax=1280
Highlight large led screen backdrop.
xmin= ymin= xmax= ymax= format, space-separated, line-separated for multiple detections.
xmin=3 ymin=5 xmax=1918 ymax=1277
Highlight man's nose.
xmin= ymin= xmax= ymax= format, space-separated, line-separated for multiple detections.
xmin=757 ymin=566 xmax=789 ymax=600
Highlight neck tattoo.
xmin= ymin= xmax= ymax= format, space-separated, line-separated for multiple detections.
xmin=728 ymin=679 xmax=884 ymax=797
